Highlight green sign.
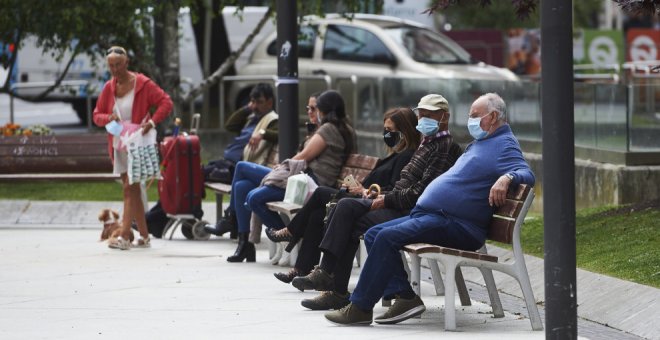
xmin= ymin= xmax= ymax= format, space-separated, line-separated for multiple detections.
xmin=573 ymin=29 xmax=624 ymax=66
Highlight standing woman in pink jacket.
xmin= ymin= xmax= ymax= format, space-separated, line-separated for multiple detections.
xmin=93 ymin=46 xmax=173 ymax=250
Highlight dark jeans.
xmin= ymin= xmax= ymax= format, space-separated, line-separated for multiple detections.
xmin=349 ymin=206 xmax=483 ymax=311
xmin=319 ymin=197 xmax=405 ymax=293
xmin=231 ymin=161 xmax=285 ymax=233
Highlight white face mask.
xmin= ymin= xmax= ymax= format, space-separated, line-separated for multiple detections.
xmin=105 ymin=120 xmax=123 ymax=136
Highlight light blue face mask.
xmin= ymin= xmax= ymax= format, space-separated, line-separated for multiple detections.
xmin=416 ymin=117 xmax=439 ymax=136
xmin=105 ymin=120 xmax=123 ymax=136
xmin=467 ymin=115 xmax=489 ymax=140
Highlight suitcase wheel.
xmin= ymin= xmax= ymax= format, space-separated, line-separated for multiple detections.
xmin=180 ymin=220 xmax=196 ymax=240
xmin=192 ymin=220 xmax=211 ymax=241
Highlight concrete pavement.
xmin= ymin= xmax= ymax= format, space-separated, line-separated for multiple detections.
xmin=0 ymin=200 xmax=657 ymax=339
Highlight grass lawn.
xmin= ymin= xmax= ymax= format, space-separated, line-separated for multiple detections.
xmin=0 ymin=181 xmax=220 ymax=202
xmin=1 ymin=181 xmax=657 ymax=287
xmin=507 ymin=201 xmax=660 ymax=288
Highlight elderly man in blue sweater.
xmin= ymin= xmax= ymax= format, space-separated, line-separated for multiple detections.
xmin=325 ymin=93 xmax=536 ymax=326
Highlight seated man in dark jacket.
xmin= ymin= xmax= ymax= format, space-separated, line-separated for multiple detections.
xmin=203 ymin=83 xmax=278 ymax=236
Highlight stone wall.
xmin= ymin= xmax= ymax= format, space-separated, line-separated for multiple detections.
xmin=525 ymin=153 xmax=660 ymax=212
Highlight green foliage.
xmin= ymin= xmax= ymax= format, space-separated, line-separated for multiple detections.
xmin=436 ymin=0 xmax=604 ymax=30
xmin=0 ymin=0 xmax=151 ymax=61
xmin=514 ymin=204 xmax=660 ymax=288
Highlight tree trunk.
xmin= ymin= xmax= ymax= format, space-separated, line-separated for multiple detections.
xmin=192 ymin=0 xmax=236 ymax=127
xmin=160 ymin=1 xmax=182 ymax=119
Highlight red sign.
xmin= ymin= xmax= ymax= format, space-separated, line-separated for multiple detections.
xmin=626 ymin=29 xmax=660 ymax=62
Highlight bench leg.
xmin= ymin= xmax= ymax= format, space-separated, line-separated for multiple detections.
xmin=442 ymin=258 xmax=458 ymax=331
xmin=409 ymin=253 xmax=422 ymax=296
xmin=270 ymin=242 xmax=283 ymax=264
xmin=427 ymin=259 xmax=445 ymax=296
xmin=359 ymin=237 xmax=367 ymax=268
xmin=455 ymin=267 xmax=472 ymax=306
xmin=479 ymin=267 xmax=504 ymax=318
xmin=215 ymin=193 xmax=224 ymax=223
xmin=278 ymin=244 xmax=292 ymax=266
xmin=401 ymin=251 xmax=411 ymax=278
xmin=288 ymin=241 xmax=300 ymax=267
xmin=515 ymin=263 xmax=544 ymax=330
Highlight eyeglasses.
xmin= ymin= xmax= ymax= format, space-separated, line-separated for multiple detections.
xmin=306 ymin=105 xmax=317 ymax=112
xmin=106 ymin=48 xmax=126 ymax=56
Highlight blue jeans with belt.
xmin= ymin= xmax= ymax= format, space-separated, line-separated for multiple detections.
xmin=231 ymin=161 xmax=286 ymax=233
xmin=349 ymin=206 xmax=483 ymax=311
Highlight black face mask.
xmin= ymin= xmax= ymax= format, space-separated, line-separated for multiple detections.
xmin=306 ymin=122 xmax=318 ymax=134
xmin=383 ymin=130 xmax=401 ymax=148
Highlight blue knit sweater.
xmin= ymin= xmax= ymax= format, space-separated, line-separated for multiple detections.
xmin=416 ymin=124 xmax=535 ymax=243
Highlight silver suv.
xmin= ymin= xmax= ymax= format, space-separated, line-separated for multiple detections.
xmin=229 ymin=14 xmax=518 ymax=124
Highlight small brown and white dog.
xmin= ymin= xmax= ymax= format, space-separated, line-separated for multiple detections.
xmin=98 ymin=208 xmax=134 ymax=243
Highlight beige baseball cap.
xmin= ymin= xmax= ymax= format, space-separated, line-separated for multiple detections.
xmin=414 ymin=94 xmax=449 ymax=112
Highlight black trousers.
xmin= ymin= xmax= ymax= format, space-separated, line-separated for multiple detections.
xmin=286 ymin=186 xmax=348 ymax=273
xmin=318 ymin=197 xmax=405 ymax=293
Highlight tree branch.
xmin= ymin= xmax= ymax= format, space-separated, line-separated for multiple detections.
xmin=31 ymin=47 xmax=81 ymax=101
xmin=182 ymin=6 xmax=274 ymax=104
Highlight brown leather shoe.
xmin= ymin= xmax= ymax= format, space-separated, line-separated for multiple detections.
xmin=291 ymin=266 xmax=334 ymax=292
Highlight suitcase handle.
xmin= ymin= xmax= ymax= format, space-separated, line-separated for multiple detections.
xmin=190 ymin=113 xmax=201 ymax=135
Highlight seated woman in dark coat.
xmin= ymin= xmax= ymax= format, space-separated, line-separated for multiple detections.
xmin=270 ymin=107 xmax=421 ymax=283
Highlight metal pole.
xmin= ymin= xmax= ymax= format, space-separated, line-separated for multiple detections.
xmin=541 ymin=1 xmax=577 ymax=338
xmin=9 ymin=93 xmax=14 ymax=124
xmin=276 ymin=0 xmax=299 ymax=160
xmin=202 ymin=0 xmax=212 ymax=120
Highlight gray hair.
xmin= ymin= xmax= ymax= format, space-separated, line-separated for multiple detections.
xmin=478 ymin=93 xmax=506 ymax=121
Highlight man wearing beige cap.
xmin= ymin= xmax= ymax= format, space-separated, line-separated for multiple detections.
xmin=290 ymin=94 xmax=462 ymax=312
xmin=325 ymin=93 xmax=535 ymax=326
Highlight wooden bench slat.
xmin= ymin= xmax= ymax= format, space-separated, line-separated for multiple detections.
xmin=510 ymin=183 xmax=531 ymax=201
xmin=487 ymin=217 xmax=516 ymax=244
xmin=403 ymin=243 xmax=498 ymax=262
xmin=266 ymin=201 xmax=303 ymax=215
xmin=493 ymin=198 xmax=523 ymax=218
xmin=204 ymin=182 xmax=232 ymax=194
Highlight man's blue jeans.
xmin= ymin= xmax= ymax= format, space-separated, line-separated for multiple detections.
xmin=231 ymin=161 xmax=286 ymax=233
xmin=349 ymin=206 xmax=483 ymax=311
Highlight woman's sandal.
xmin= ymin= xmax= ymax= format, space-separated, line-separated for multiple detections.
xmin=108 ymin=236 xmax=131 ymax=250
xmin=265 ymin=227 xmax=293 ymax=243
xmin=134 ymin=237 xmax=151 ymax=248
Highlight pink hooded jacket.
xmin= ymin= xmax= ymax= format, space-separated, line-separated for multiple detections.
xmin=92 ymin=72 xmax=173 ymax=160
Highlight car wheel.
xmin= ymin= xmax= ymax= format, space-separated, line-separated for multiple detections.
xmin=192 ymin=220 xmax=211 ymax=240
xmin=181 ymin=219 xmax=195 ymax=240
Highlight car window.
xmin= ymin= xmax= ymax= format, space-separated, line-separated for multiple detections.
xmin=266 ymin=26 xmax=316 ymax=58
xmin=384 ymin=26 xmax=471 ymax=64
xmin=323 ymin=25 xmax=394 ymax=64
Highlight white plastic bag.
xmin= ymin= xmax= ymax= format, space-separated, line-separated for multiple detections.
xmin=283 ymin=173 xmax=318 ymax=206
xmin=122 ymin=128 xmax=159 ymax=184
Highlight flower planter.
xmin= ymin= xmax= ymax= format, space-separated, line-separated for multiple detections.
xmin=0 ymin=134 xmax=112 ymax=173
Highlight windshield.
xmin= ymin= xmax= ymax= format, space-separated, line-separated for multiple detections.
xmin=384 ymin=26 xmax=472 ymax=64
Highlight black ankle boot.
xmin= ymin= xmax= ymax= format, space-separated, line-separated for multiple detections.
xmin=204 ymin=208 xmax=238 ymax=238
xmin=227 ymin=232 xmax=256 ymax=262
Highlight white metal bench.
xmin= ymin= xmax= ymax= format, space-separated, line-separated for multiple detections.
xmin=403 ymin=184 xmax=543 ymax=331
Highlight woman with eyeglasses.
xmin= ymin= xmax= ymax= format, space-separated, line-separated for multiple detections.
xmin=225 ymin=90 xmax=356 ymax=263
xmin=93 ymin=46 xmax=173 ymax=250
xmin=269 ymin=107 xmax=421 ymax=284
